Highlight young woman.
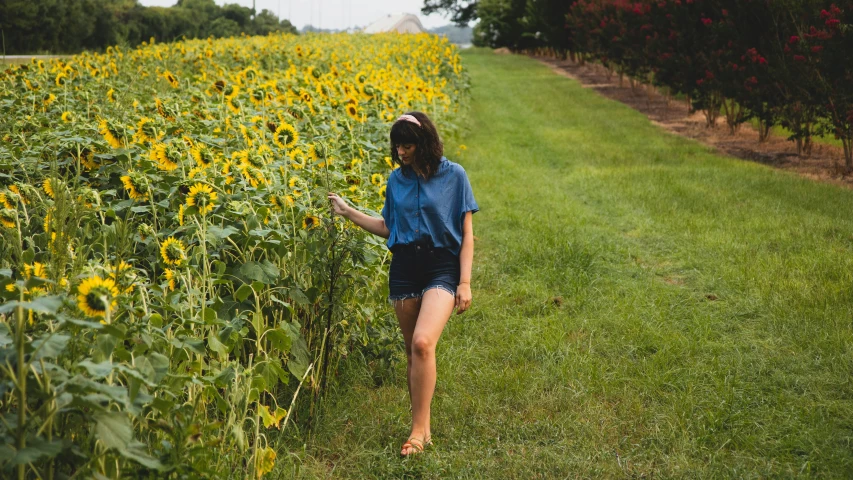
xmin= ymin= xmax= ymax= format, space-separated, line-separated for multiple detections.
xmin=327 ymin=111 xmax=479 ymax=456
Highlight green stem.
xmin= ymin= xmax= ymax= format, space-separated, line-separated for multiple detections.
xmin=16 ymin=289 xmax=26 ymax=480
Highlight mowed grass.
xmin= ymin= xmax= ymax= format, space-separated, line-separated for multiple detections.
xmin=274 ymin=49 xmax=853 ymax=478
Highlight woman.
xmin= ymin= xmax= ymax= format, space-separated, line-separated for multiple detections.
xmin=327 ymin=111 xmax=479 ymax=456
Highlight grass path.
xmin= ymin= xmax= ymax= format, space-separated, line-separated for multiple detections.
xmin=278 ymin=50 xmax=853 ymax=478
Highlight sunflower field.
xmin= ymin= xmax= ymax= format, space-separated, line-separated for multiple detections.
xmin=0 ymin=32 xmax=467 ymax=478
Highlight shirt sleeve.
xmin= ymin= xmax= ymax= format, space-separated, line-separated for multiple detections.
xmin=381 ymin=174 xmax=392 ymax=224
xmin=381 ymin=193 xmax=389 ymax=223
xmin=460 ymin=167 xmax=479 ymax=215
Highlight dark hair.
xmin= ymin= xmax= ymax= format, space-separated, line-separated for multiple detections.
xmin=389 ymin=111 xmax=443 ymax=180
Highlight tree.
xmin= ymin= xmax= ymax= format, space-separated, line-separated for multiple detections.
xmin=422 ymin=0 xmax=479 ymax=26
xmin=472 ymin=0 xmax=527 ymax=49
xmin=208 ymin=17 xmax=242 ymax=38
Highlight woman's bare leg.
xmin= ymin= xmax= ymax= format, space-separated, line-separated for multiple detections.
xmin=402 ymin=288 xmax=455 ymax=455
xmin=394 ymin=297 xmax=421 ymax=410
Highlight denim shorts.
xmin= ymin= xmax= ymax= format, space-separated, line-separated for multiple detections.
xmin=388 ymin=240 xmax=460 ymax=304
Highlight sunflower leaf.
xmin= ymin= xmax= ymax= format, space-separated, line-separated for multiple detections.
xmin=95 ymin=411 xmax=132 ymax=450
xmin=207 ymin=225 xmax=239 ymax=240
xmin=32 ymin=333 xmax=70 ymax=360
xmin=0 ymin=295 xmax=63 ymax=315
xmin=235 ymin=284 xmax=254 ymax=302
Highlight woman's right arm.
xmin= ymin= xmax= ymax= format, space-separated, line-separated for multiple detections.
xmin=327 ymin=192 xmax=390 ymax=239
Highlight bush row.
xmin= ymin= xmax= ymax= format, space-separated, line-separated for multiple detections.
xmin=475 ymin=0 xmax=852 ymax=170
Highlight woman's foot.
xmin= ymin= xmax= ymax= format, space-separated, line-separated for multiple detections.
xmin=400 ymin=436 xmax=425 ymax=456
xmin=400 ymin=432 xmax=431 ymax=456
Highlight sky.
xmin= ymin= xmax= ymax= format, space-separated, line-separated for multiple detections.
xmin=137 ymin=0 xmax=456 ymax=31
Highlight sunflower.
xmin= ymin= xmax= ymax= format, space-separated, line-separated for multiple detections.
xmin=107 ymin=261 xmax=135 ymax=294
xmin=355 ymin=71 xmax=368 ymax=86
xmin=0 ymin=193 xmax=12 ymax=210
xmin=240 ymin=166 xmax=268 ymax=188
xmin=225 ymin=85 xmax=241 ymax=114
xmin=120 ymin=172 xmax=149 ymax=201
xmin=8 ymin=185 xmax=26 ymax=204
xmin=76 ymin=187 xmax=99 ymax=208
xmin=307 ymin=144 xmax=320 ymax=162
xmin=133 ymin=117 xmax=159 ymax=144
xmin=289 ymin=150 xmax=307 ymax=170
xmin=345 ymin=103 xmax=360 ymax=121
xmin=162 ymin=70 xmax=179 ymax=88
xmin=79 ymin=148 xmax=99 ymax=170
xmin=43 ymin=93 xmax=56 ymax=107
xmin=347 ymin=157 xmax=363 ymax=169
xmin=43 ymin=179 xmax=56 ymax=199
xmin=385 ymin=156 xmax=396 ymax=169
xmin=191 ymin=144 xmax=215 ymax=167
xmin=186 ymin=182 xmax=217 ymax=215
xmin=107 ymin=88 xmax=116 ymax=102
xmin=97 ymin=117 xmax=125 ymax=149
xmin=61 ymin=111 xmax=73 ymax=123
xmin=240 ymin=150 xmax=266 ymax=170
xmin=302 ymin=214 xmax=320 ymax=230
xmin=177 ymin=204 xmax=185 ymax=226
xmin=55 ymin=72 xmax=67 ymax=86
xmin=150 ymin=142 xmax=181 ymax=171
xmin=43 ymin=210 xmax=52 ymax=233
xmin=163 ymin=268 xmax=179 ymax=291
xmin=371 ymin=173 xmax=383 ymax=186
xmin=77 ymin=276 xmax=119 ymax=318
xmin=315 ymin=82 xmax=333 ymax=99
xmin=273 ymin=122 xmax=299 ymax=150
xmin=239 ymin=124 xmax=255 ymax=147
xmin=160 ymin=237 xmax=186 ymax=266
xmin=379 ymin=184 xmax=387 ymax=199
xmin=250 ymin=87 xmax=267 ymax=106
xmin=155 ymin=98 xmax=175 ymax=121
xmin=227 ymin=95 xmax=241 ymax=114
xmin=0 ymin=209 xmax=16 ymax=228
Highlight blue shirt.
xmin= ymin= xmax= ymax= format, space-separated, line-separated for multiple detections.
xmin=381 ymin=157 xmax=479 ymax=256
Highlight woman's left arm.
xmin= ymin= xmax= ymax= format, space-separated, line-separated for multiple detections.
xmin=456 ymin=210 xmax=474 ymax=314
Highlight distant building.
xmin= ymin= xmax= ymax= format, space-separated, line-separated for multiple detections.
xmin=363 ymin=13 xmax=427 ymax=34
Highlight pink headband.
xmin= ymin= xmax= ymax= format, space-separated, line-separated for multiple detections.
xmin=396 ymin=114 xmax=421 ymax=127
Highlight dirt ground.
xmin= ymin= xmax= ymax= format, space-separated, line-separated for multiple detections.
xmin=535 ymin=56 xmax=853 ymax=188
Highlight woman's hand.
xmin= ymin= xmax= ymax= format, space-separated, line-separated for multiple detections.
xmin=327 ymin=192 xmax=350 ymax=217
xmin=455 ymin=282 xmax=472 ymax=315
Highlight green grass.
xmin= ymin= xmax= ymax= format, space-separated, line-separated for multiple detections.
xmin=745 ymin=117 xmax=844 ymax=148
xmin=272 ymin=49 xmax=853 ymax=478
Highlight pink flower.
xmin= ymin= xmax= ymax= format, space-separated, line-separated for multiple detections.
xmin=811 ymin=45 xmax=824 ymax=53
xmin=701 ymin=17 xmax=713 ymax=26
xmin=826 ymin=18 xmax=841 ymax=27
xmin=789 ymin=36 xmax=800 ymax=44
xmin=696 ymin=79 xmax=704 ymax=86
xmin=793 ymin=55 xmax=807 ymax=62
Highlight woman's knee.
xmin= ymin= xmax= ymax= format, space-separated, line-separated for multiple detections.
xmin=412 ymin=335 xmax=435 ymax=359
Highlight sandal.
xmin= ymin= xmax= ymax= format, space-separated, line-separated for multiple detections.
xmin=400 ymin=436 xmax=428 ymax=456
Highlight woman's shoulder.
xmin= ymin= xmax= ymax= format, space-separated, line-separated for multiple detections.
xmin=440 ymin=157 xmax=469 ymax=177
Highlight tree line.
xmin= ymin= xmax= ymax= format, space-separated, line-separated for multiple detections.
xmin=0 ymin=0 xmax=297 ymax=55
xmin=424 ymin=0 xmax=853 ymax=171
